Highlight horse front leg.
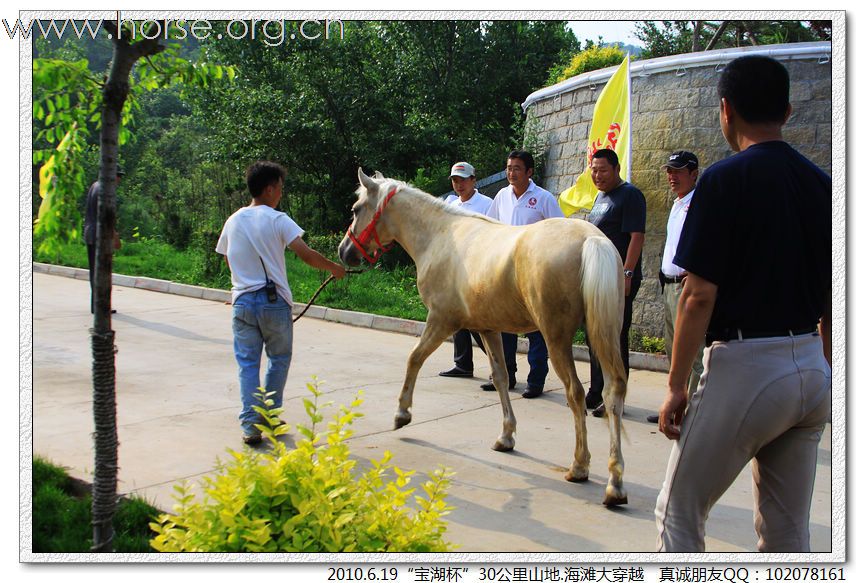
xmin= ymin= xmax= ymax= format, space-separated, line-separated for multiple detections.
xmin=478 ymin=331 xmax=516 ymax=452
xmin=394 ymin=318 xmax=452 ymax=430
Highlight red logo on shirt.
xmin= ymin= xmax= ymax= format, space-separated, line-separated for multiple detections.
xmin=528 ymin=197 xmax=537 ymax=208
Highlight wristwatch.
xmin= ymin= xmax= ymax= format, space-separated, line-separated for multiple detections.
xmin=623 ymin=269 xmax=634 ymax=279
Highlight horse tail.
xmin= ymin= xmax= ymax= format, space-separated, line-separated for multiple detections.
xmin=580 ymin=235 xmax=627 ymax=397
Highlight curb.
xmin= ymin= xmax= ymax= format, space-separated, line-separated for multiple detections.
xmin=34 ymin=262 xmax=670 ymax=373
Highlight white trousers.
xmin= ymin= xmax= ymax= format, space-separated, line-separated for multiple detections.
xmin=663 ymin=281 xmax=704 ymax=398
xmin=655 ymin=332 xmax=830 ymax=552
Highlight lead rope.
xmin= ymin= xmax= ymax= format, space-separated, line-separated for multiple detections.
xmin=293 ymin=269 xmax=364 ymax=322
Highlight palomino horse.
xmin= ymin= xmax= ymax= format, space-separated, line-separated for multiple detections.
xmin=338 ymin=169 xmax=629 ymax=505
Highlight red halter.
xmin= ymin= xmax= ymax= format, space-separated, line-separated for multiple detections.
xmin=345 ymin=186 xmax=398 ymax=264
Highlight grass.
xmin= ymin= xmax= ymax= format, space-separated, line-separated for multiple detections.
xmin=35 ymin=236 xmax=428 ymax=321
xmin=294 ymin=263 xmax=428 ymax=322
xmin=33 ymin=235 xmax=665 ymax=351
xmin=35 ymin=236 xmax=230 ymax=289
xmin=32 ymin=456 xmax=159 ymax=553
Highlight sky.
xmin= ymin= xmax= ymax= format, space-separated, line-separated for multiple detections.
xmin=568 ymin=20 xmax=644 ymax=47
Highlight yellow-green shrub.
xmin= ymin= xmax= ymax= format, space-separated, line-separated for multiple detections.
xmin=150 ymin=381 xmax=454 ymax=552
xmin=640 ymin=335 xmax=666 ymax=355
xmin=548 ymin=45 xmax=627 ymax=85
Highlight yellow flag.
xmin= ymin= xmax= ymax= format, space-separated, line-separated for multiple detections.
xmin=559 ymin=55 xmax=630 ymax=217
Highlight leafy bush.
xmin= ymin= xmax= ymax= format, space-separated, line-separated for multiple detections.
xmin=547 ymin=45 xmax=626 ymax=85
xmin=150 ymin=381 xmax=455 ymax=552
xmin=521 ymin=110 xmax=548 ymax=184
xmin=304 ymin=232 xmax=345 ymax=263
xmin=410 ymin=165 xmax=452 ymax=199
xmin=640 ymin=335 xmax=666 ymax=354
xmin=626 ymin=329 xmax=665 ymax=354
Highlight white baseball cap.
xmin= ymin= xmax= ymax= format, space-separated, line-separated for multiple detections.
xmin=449 ymin=162 xmax=475 ymax=178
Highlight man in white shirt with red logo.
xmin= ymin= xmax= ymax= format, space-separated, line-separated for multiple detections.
xmin=647 ymin=151 xmax=705 ymax=423
xmin=483 ymin=150 xmax=564 ymax=398
xmin=216 ymin=161 xmax=345 ymax=445
xmin=439 ymin=161 xmax=494 ymax=379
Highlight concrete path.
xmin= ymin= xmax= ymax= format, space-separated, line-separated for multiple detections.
xmin=30 ymin=272 xmax=834 ymax=556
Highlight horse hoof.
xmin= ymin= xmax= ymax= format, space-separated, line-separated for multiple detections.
xmin=564 ymin=469 xmax=589 ymax=483
xmin=394 ymin=413 xmax=412 ymax=429
xmin=603 ymin=484 xmax=628 ymax=506
xmin=603 ymin=494 xmax=628 ymax=507
xmin=492 ymin=439 xmax=514 ymax=452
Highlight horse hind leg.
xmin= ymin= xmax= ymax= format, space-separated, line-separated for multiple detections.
xmin=395 ymin=319 xmax=452 ymax=429
xmin=545 ymin=333 xmax=591 ymax=483
xmin=580 ymin=232 xmax=629 ymax=505
xmin=478 ymin=331 xmax=516 ymax=452
xmin=597 ymin=350 xmax=628 ymax=506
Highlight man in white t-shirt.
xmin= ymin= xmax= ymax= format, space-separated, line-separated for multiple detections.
xmin=438 ymin=161 xmax=493 ymax=379
xmin=216 ymin=161 xmax=345 ymax=445
xmin=646 ymin=150 xmax=705 ymax=424
xmin=483 ymin=150 xmax=564 ymax=399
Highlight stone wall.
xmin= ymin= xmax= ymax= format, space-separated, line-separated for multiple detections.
xmin=525 ymin=43 xmax=832 ymax=338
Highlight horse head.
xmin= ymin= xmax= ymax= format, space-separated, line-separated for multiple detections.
xmin=338 ymin=168 xmax=399 ymax=266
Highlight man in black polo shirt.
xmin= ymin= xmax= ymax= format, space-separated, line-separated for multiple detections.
xmin=584 ymin=148 xmax=646 ymax=416
xmin=654 ymin=56 xmax=831 ymax=552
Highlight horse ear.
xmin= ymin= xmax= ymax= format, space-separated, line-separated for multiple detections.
xmin=358 ymin=167 xmax=378 ymax=192
xmin=373 ymin=171 xmax=385 ymax=180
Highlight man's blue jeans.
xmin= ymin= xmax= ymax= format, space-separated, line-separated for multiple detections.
xmin=502 ymin=331 xmax=549 ymax=388
xmin=232 ymin=288 xmax=293 ymax=435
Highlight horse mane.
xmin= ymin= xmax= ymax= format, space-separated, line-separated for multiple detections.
xmin=371 ymin=177 xmax=499 ymax=224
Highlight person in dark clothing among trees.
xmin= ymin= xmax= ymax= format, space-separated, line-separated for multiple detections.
xmin=83 ymin=167 xmax=124 ymax=314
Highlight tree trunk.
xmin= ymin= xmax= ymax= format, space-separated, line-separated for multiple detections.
xmin=692 ymin=21 xmax=703 ymax=52
xmin=90 ymin=26 xmax=164 ymax=552
xmin=705 ymin=21 xmax=730 ymax=51
xmin=90 ymin=44 xmax=131 ymax=553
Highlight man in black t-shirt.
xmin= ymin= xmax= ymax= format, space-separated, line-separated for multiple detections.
xmin=584 ymin=148 xmax=646 ymax=416
xmin=654 ymin=56 xmax=831 ymax=552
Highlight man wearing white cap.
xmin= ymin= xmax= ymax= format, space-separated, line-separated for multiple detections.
xmin=438 ymin=162 xmax=494 ymax=378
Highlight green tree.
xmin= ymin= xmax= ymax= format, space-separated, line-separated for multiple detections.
xmin=33 ymin=22 xmax=233 ymax=551
xmin=635 ymin=20 xmax=830 ymax=60
xmin=633 ymin=21 xmax=694 ymax=59
xmin=190 ymin=20 xmax=577 ymax=232
xmin=52 ymin=20 xmax=576 ymax=248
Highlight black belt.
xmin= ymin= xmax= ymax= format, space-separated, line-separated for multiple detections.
xmin=705 ymin=326 xmax=818 ymax=345
xmin=660 ymin=273 xmax=685 ymax=285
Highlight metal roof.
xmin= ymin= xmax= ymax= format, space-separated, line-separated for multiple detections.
xmin=522 ymin=41 xmax=832 ymax=111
